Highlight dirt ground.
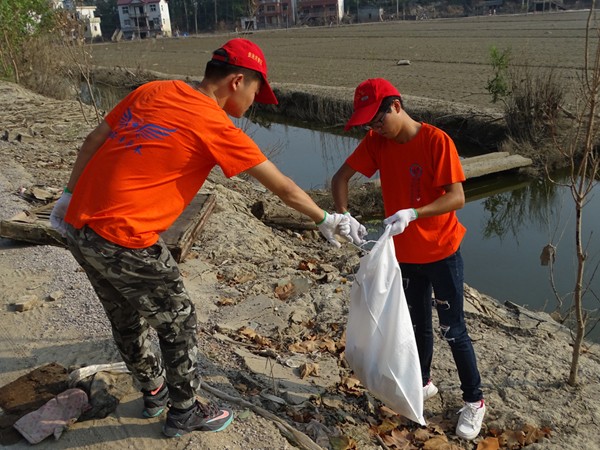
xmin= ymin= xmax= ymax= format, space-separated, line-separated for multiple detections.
xmin=1 ymin=11 xmax=600 ymax=450
xmin=89 ymin=10 xmax=590 ymax=112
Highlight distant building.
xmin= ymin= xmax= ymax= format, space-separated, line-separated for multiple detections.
xmin=256 ymin=0 xmax=293 ymax=28
xmin=240 ymin=16 xmax=258 ymax=31
xmin=76 ymin=6 xmax=102 ymax=40
xmin=117 ymin=0 xmax=172 ymax=39
xmin=50 ymin=0 xmax=102 ymax=41
xmin=297 ymin=0 xmax=344 ymax=25
xmin=255 ymin=0 xmax=344 ymax=28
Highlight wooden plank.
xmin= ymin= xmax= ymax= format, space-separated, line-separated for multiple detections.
xmin=0 ymin=204 xmax=67 ymax=247
xmin=161 ymin=193 xmax=216 ymax=262
xmin=0 ymin=193 xmax=216 ymax=263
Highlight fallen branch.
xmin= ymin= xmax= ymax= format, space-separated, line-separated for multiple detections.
xmin=201 ymin=382 xmax=323 ymax=450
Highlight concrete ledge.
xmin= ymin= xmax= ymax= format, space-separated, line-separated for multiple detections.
xmin=462 ymin=152 xmax=533 ymax=179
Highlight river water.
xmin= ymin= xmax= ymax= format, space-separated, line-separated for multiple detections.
xmin=238 ymin=118 xmax=600 ymax=343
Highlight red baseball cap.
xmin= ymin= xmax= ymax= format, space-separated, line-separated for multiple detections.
xmin=211 ymin=38 xmax=278 ymax=105
xmin=344 ymin=78 xmax=401 ymax=130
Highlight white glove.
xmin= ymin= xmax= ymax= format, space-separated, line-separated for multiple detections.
xmin=344 ymin=212 xmax=368 ymax=245
xmin=383 ymin=208 xmax=417 ymax=236
xmin=49 ymin=192 xmax=72 ymax=237
xmin=317 ymin=211 xmax=350 ymax=248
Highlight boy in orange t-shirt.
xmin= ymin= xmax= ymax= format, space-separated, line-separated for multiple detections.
xmin=332 ymin=78 xmax=485 ymax=441
xmin=49 ymin=39 xmax=350 ymax=438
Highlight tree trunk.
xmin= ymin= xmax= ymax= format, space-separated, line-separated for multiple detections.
xmin=568 ymin=203 xmax=586 ymax=386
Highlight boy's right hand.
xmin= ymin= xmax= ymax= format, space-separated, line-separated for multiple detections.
xmin=344 ymin=212 xmax=368 ymax=245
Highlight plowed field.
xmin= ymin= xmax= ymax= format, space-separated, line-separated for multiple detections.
xmin=90 ymin=10 xmax=591 ymax=110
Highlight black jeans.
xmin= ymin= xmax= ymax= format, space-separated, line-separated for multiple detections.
xmin=400 ymin=249 xmax=483 ymax=403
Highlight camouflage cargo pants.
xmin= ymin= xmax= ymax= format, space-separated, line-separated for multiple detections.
xmin=66 ymin=225 xmax=199 ymax=409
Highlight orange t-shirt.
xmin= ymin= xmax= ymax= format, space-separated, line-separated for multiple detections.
xmin=346 ymin=123 xmax=466 ymax=264
xmin=65 ymin=80 xmax=267 ymax=248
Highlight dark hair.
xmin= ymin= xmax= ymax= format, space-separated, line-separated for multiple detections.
xmin=378 ymin=95 xmax=403 ymax=113
xmin=204 ymin=50 xmax=263 ymax=84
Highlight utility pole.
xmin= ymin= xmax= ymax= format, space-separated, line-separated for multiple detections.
xmin=194 ymin=0 xmax=198 ymax=34
xmin=214 ymin=0 xmax=217 ymax=29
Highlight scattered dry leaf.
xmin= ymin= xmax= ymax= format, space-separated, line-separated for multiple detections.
xmin=329 ymin=435 xmax=357 ymax=450
xmin=422 ymin=435 xmax=452 ymax=450
xmin=274 ymin=282 xmax=295 ymax=300
xmin=338 ymin=376 xmax=363 ymax=396
xmin=498 ymin=429 xmax=526 ymax=449
xmin=522 ymin=423 xmax=552 ymax=444
xmin=298 ymin=259 xmax=319 ymax=272
xmin=372 ymin=417 xmax=404 ymax=435
xmin=413 ymin=427 xmax=433 ymax=442
xmin=217 ymin=297 xmax=236 ymax=306
xmin=288 ymin=339 xmax=319 ymax=353
xmin=380 ymin=428 xmax=413 ymax=448
xmin=340 ymin=376 xmax=361 ymax=389
xmin=237 ymin=326 xmax=271 ymax=346
xmin=321 ymin=338 xmax=337 ymax=353
xmin=299 ymin=362 xmax=320 ymax=378
xmin=477 ymin=437 xmax=501 ymax=450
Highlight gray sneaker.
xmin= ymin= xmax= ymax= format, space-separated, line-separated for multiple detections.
xmin=142 ymin=383 xmax=170 ymax=418
xmin=163 ymin=400 xmax=234 ymax=437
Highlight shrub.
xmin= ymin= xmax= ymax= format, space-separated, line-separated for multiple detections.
xmin=505 ymin=65 xmax=564 ymax=148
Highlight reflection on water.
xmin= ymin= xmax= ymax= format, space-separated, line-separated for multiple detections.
xmin=467 ymin=175 xmax=562 ymax=243
xmin=460 ymin=172 xmax=600 ymax=342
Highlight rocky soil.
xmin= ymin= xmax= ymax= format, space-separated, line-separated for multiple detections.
xmin=0 ymin=79 xmax=599 ymax=450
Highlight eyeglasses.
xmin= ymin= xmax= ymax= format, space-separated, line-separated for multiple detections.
xmin=363 ymin=110 xmax=389 ymax=131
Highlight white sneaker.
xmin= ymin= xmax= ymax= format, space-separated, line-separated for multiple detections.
xmin=456 ymin=399 xmax=486 ymax=440
xmin=423 ymin=380 xmax=438 ymax=401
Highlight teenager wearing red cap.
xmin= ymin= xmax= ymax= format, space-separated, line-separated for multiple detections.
xmin=332 ymin=78 xmax=486 ymax=441
xmin=49 ymin=38 xmax=350 ymax=438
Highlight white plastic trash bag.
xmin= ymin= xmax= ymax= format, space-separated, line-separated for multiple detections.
xmin=345 ymin=225 xmax=425 ymax=425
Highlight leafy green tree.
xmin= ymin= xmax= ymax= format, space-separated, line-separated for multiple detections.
xmin=0 ymin=0 xmax=56 ymax=82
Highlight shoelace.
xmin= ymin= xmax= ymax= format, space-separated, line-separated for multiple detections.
xmin=196 ymin=400 xmax=220 ymax=418
xmin=457 ymin=402 xmax=482 ymax=422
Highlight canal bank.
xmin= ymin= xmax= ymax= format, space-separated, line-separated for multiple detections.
xmin=90 ymin=65 xmax=508 ymax=156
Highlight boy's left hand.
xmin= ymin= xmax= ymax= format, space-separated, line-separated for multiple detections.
xmin=383 ymin=208 xmax=417 ymax=236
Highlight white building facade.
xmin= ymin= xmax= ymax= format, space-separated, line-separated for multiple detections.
xmin=51 ymin=0 xmax=103 ymax=41
xmin=117 ymin=0 xmax=172 ymax=39
xmin=256 ymin=0 xmax=344 ymax=28
xmin=76 ymin=6 xmax=102 ymax=40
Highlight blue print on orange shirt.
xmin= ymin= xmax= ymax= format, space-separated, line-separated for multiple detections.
xmin=109 ymin=108 xmax=177 ymax=155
